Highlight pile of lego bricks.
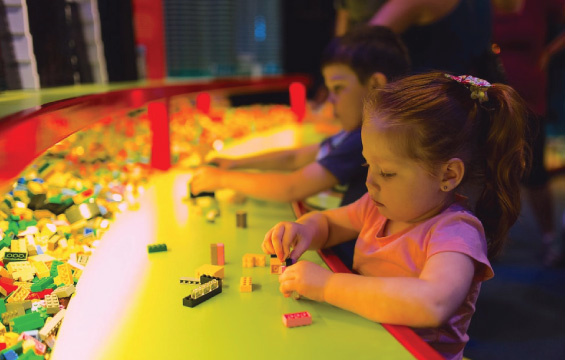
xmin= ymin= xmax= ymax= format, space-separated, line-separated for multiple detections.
xmin=0 ymin=102 xmax=297 ymax=359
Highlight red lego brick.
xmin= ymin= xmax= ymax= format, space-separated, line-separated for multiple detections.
xmin=282 ymin=311 xmax=312 ymax=328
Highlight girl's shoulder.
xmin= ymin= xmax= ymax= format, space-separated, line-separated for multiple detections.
xmin=418 ymin=202 xmax=485 ymax=241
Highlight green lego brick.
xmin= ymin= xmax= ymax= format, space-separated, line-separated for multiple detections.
xmin=19 ymin=349 xmax=45 ymax=360
xmin=0 ymin=236 xmax=12 ymax=250
xmin=0 ymin=299 xmax=6 ymax=315
xmin=49 ymin=260 xmax=65 ymax=278
xmin=10 ymin=312 xmax=45 ymax=333
xmin=147 ymin=244 xmax=167 ymax=253
xmin=30 ymin=277 xmax=54 ymax=293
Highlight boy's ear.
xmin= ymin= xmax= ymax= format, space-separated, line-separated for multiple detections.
xmin=440 ymin=158 xmax=465 ymax=192
xmin=368 ymin=72 xmax=388 ymax=89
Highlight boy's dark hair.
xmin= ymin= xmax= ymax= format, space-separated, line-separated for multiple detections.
xmin=321 ymin=25 xmax=410 ymax=83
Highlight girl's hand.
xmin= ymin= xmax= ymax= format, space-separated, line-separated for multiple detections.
xmin=262 ymin=221 xmax=312 ymax=262
xmin=191 ymin=167 xmax=225 ymax=194
xmin=279 ymin=261 xmax=333 ymax=302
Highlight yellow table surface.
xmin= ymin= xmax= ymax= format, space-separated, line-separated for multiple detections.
xmin=50 ymin=169 xmax=416 ymax=360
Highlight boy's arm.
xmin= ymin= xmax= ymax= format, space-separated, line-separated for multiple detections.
xmin=335 ymin=8 xmax=350 ymax=36
xmin=323 ymin=251 xmax=475 ymax=327
xmin=194 ymin=161 xmax=340 ymax=202
xmin=213 ymin=144 xmax=319 ymax=171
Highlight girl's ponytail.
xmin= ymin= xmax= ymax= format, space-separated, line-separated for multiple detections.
xmin=475 ymin=84 xmax=530 ymax=258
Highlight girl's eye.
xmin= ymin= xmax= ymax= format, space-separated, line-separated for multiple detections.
xmin=362 ymin=162 xmax=369 ymax=168
xmin=332 ymin=85 xmax=343 ymax=94
xmin=380 ymin=171 xmax=396 ymax=178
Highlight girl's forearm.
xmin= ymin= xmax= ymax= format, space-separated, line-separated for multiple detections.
xmin=324 ymin=273 xmax=446 ymax=327
xmin=295 ymin=211 xmax=330 ymax=250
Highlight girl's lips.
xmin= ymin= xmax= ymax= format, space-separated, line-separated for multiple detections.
xmin=373 ymin=199 xmax=384 ymax=207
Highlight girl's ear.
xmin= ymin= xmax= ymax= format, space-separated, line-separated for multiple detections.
xmin=440 ymin=158 xmax=465 ymax=192
xmin=368 ymin=72 xmax=388 ymax=89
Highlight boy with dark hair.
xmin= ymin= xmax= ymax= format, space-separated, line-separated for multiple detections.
xmin=192 ymin=26 xmax=410 ymax=268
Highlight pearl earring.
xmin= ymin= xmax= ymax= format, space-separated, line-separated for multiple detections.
xmin=443 ymin=186 xmax=448 ymax=191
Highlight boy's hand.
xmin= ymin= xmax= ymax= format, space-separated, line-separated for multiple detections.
xmin=191 ymin=167 xmax=225 ymax=194
xmin=262 ymin=221 xmax=312 ymax=262
xmin=279 ymin=261 xmax=332 ymax=302
xmin=206 ymin=157 xmax=235 ymax=170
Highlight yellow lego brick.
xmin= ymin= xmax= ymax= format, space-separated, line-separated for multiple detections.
xmin=7 ymin=286 xmax=30 ymax=303
xmin=77 ymin=254 xmax=90 ymax=266
xmin=6 ymin=261 xmax=33 ymax=274
xmin=72 ymin=269 xmax=83 ymax=280
xmin=0 ymin=322 xmax=5 ymax=335
xmin=240 ymin=277 xmax=252 ymax=292
xmin=32 ymin=261 xmax=50 ymax=279
xmin=270 ymin=257 xmax=282 ymax=275
xmin=4 ymin=332 xmax=19 ymax=347
xmin=40 ymin=223 xmax=57 ymax=239
xmin=0 ymin=267 xmax=12 ymax=279
xmin=242 ymin=254 xmax=266 ymax=268
xmin=195 ymin=264 xmax=224 ymax=279
xmin=23 ymin=339 xmax=36 ymax=354
xmin=11 ymin=201 xmax=28 ymax=216
xmin=27 ymin=244 xmax=38 ymax=256
xmin=242 ymin=254 xmax=255 ymax=268
xmin=29 ymin=254 xmax=57 ymax=264
xmin=57 ymin=263 xmax=74 ymax=285
xmin=47 ymin=236 xmax=60 ymax=252
xmin=0 ymin=247 xmax=9 ymax=261
xmin=10 ymin=239 xmax=27 ymax=253
xmin=12 ymin=270 xmax=34 ymax=282
xmin=253 ymin=254 xmax=266 ymax=267
xmin=13 ymin=282 xmax=32 ymax=290
xmin=44 ymin=294 xmax=60 ymax=315
xmin=1 ymin=309 xmax=23 ymax=326
xmin=34 ymin=210 xmax=54 ymax=220
xmin=27 ymin=181 xmax=45 ymax=194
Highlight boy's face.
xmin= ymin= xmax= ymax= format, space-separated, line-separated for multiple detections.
xmin=322 ymin=64 xmax=370 ymax=131
xmin=361 ymin=120 xmax=448 ymax=225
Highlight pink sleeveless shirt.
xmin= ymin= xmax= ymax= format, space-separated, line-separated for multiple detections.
xmin=347 ymin=193 xmax=494 ymax=360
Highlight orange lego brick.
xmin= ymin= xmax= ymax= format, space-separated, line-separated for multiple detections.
xmin=217 ymin=243 xmax=225 ymax=266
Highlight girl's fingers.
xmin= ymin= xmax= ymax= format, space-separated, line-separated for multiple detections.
xmin=279 ymin=277 xmax=296 ymax=297
xmin=262 ymin=228 xmax=275 ymax=254
xmin=289 ymin=239 xmax=309 ymax=263
xmin=270 ymin=224 xmax=286 ymax=260
xmin=280 ymin=225 xmax=297 ymax=261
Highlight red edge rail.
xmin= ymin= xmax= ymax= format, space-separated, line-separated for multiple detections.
xmin=291 ymin=201 xmax=443 ymax=360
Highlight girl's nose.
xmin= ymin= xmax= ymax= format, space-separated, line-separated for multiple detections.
xmin=366 ymin=176 xmax=379 ymax=192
